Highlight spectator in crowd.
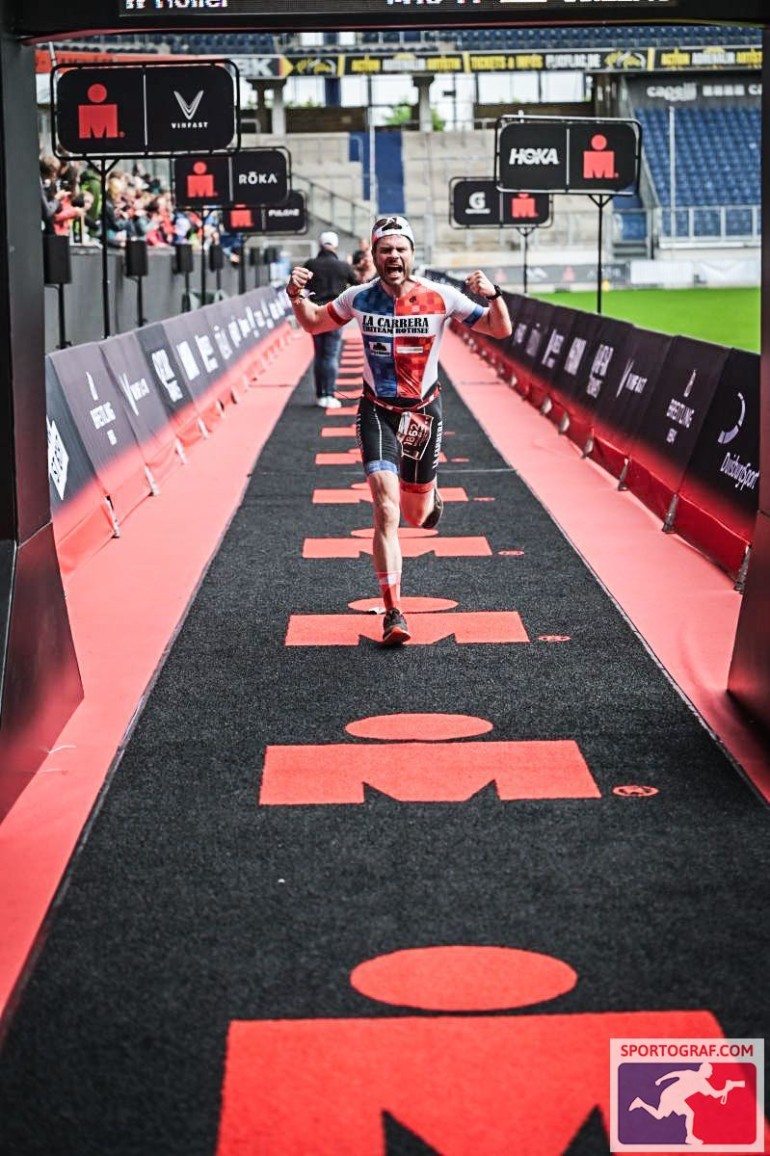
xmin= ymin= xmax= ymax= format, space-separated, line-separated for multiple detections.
xmin=302 ymin=230 xmax=358 ymax=408
xmin=352 ymin=246 xmax=376 ymax=282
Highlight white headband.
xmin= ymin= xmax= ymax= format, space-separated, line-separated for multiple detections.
xmin=371 ymin=216 xmax=415 ymax=248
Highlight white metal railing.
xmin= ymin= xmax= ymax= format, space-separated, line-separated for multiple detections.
xmin=613 ymin=204 xmax=761 ymax=249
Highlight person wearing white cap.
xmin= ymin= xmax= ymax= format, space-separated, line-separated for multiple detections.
xmin=300 ymin=231 xmax=358 ymax=408
xmin=286 ymin=214 xmax=511 ymax=645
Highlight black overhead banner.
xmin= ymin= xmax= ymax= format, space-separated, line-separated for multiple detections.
xmin=54 ymin=63 xmax=239 ymax=159
xmin=450 ymin=179 xmax=551 ymax=229
xmin=231 ymin=150 xmax=290 ymax=207
xmin=450 ymin=179 xmax=502 ymax=228
xmin=566 ymin=121 xmax=640 ymax=194
xmin=262 ymin=191 xmax=307 ymax=234
xmin=496 ymin=121 xmax=568 ymax=194
xmin=625 ymin=335 xmax=731 ymax=519
xmin=46 ymin=342 xmax=150 ymax=524
xmin=173 ymin=156 xmax=232 ymax=209
xmin=174 ymin=150 xmax=291 ymax=209
xmin=502 ymin=191 xmax=552 ymax=228
xmin=677 ymin=347 xmax=760 ymax=551
xmin=224 ymin=205 xmax=262 ymax=234
xmin=495 ymin=116 xmax=640 ymax=195
xmin=590 ymin=326 xmax=674 ymax=477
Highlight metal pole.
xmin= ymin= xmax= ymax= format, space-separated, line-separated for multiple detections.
xmin=367 ymin=77 xmax=376 ymax=218
xmin=669 ymin=104 xmax=676 ymax=246
xmin=200 ymin=208 xmax=207 ymax=309
xmin=522 ymin=229 xmax=529 ymax=295
xmin=99 ymin=158 xmax=111 ymax=338
xmin=593 ymin=195 xmax=607 ymax=315
xmin=238 ymin=236 xmax=246 ymax=295
xmin=57 ymin=283 xmax=68 ymax=349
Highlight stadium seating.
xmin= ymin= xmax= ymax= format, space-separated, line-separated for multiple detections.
xmin=633 ymin=105 xmax=761 ymax=239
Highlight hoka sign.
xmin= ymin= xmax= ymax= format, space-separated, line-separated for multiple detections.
xmin=496 ymin=117 xmax=641 ymax=195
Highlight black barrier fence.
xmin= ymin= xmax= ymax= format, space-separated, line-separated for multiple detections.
xmin=428 ymin=270 xmax=760 ymax=584
xmin=42 ymin=245 xmax=272 ymax=354
xmin=46 ymin=284 xmax=291 ymax=577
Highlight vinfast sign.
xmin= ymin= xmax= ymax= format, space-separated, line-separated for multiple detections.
xmin=496 ymin=116 xmax=641 ymax=195
xmin=9 ymin=0 xmax=767 ymax=39
xmin=450 ymin=178 xmax=551 ymax=229
xmin=53 ymin=62 xmax=239 ymax=158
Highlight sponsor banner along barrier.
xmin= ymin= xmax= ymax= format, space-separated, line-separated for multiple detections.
xmin=46 ymin=358 xmax=116 ymax=577
xmin=526 ymin=304 xmax=578 ymax=418
xmin=501 ymin=295 xmax=541 ymax=397
xmin=509 ymin=299 xmax=557 ymax=408
xmin=47 ymin=341 xmax=153 ymax=528
xmin=99 ymin=330 xmax=185 ymax=489
xmin=430 ymin=269 xmax=759 ymax=580
xmin=47 ymin=286 xmax=292 ymax=576
xmin=164 ymin=310 xmax=229 ymax=432
xmin=134 ymin=319 xmax=207 ymax=448
xmin=674 ymin=348 xmax=760 ymax=575
xmin=624 ymin=335 xmax=731 ymax=522
xmin=551 ymin=313 xmax=635 ymax=453
xmin=589 ymin=326 xmax=674 ymax=481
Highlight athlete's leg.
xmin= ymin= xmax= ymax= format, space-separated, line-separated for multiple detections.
xmin=399 ymin=394 xmax=443 ymax=528
xmin=368 ymin=468 xmax=403 ymax=607
xmin=400 ymin=480 xmax=436 ymax=528
xmin=357 ymin=397 xmax=410 ymax=643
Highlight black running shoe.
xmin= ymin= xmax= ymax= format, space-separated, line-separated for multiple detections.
xmin=421 ymin=488 xmax=443 ymax=530
xmin=382 ymin=607 xmax=411 ymax=646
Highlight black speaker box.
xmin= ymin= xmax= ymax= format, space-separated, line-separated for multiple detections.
xmin=208 ymin=243 xmax=224 ymax=272
xmin=42 ymin=233 xmax=72 ymax=286
xmin=174 ymin=242 xmax=194 ymax=275
xmin=125 ymin=238 xmax=148 ymax=278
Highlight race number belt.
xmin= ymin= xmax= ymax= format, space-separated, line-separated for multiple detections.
xmin=364 ymin=384 xmax=440 ymax=413
xmin=396 ymin=410 xmax=434 ymax=461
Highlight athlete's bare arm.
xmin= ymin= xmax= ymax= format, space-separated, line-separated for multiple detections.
xmin=285 ymin=266 xmax=341 ymax=335
xmin=464 ymin=269 xmax=512 ymax=340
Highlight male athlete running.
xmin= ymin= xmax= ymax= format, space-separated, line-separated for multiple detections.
xmin=286 ymin=215 xmax=512 ymax=645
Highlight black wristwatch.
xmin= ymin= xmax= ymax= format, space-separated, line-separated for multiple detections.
xmin=485 ymin=284 xmax=503 ymax=300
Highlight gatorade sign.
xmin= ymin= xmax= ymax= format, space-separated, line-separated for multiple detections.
xmin=497 ymin=117 xmax=640 ymax=195
xmin=450 ymin=178 xmax=552 ymax=229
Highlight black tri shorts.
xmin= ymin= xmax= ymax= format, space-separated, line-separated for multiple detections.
xmin=356 ymin=392 xmax=444 ymax=492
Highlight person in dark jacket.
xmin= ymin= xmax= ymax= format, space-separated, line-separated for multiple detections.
xmin=303 ymin=231 xmax=357 ymax=408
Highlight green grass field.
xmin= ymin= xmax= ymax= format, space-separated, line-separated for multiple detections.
xmin=532 ymin=287 xmax=760 ymax=353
